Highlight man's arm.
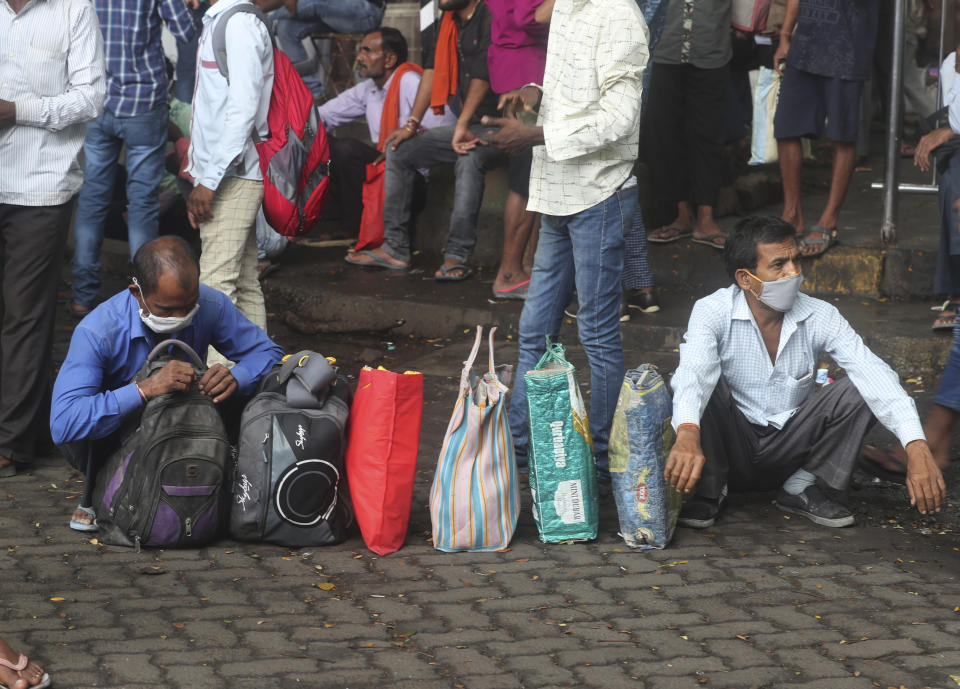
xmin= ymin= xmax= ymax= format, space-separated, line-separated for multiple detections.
xmin=10 ymin=0 xmax=105 ymax=131
xmin=50 ymin=328 xmax=144 ymax=445
xmin=663 ymin=299 xmax=725 ymax=493
xmin=160 ymin=0 xmax=198 ymax=45
xmin=773 ymin=0 xmax=799 ymax=75
xmin=451 ymin=78 xmax=492 ymax=154
xmin=384 ymin=69 xmax=434 ymax=150
xmin=193 ymin=15 xmax=272 ymax=191
xmin=316 ymin=82 xmax=369 ymax=133
xmin=540 ymin=12 xmax=648 ymax=162
xmin=821 ymin=306 xmax=945 ymax=514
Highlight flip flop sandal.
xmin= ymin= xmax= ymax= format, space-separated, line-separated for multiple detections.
xmin=435 ymin=264 xmax=473 ymax=282
xmin=798 ymin=226 xmax=838 ymax=258
xmin=932 ymin=309 xmax=958 ymax=331
xmin=648 ymin=225 xmax=692 ymax=244
xmin=0 ymin=653 xmax=51 ymax=689
xmin=691 ymin=233 xmax=726 ymax=250
xmin=344 ymin=250 xmax=408 ymax=270
xmin=69 ymin=504 xmax=98 ymax=532
xmin=858 ymin=445 xmax=907 ymax=485
xmin=493 ymin=279 xmax=530 ymax=300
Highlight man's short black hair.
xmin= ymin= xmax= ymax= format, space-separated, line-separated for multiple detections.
xmin=723 ymin=216 xmax=798 ymax=281
xmin=130 ymin=236 xmax=200 ymax=296
xmin=374 ymin=27 xmax=408 ymax=65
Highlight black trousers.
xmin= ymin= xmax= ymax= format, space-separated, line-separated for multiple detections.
xmin=643 ymin=62 xmax=729 ymax=208
xmin=696 ymin=377 xmax=876 ymax=500
xmin=0 ymin=201 xmax=73 ymax=465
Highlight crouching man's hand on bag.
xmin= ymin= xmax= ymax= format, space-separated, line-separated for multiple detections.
xmin=139 ymin=360 xmax=197 ymax=400
xmin=199 ymin=363 xmax=238 ymax=403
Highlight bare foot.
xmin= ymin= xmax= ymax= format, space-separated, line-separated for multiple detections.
xmin=781 ymin=213 xmax=804 ymax=235
xmin=0 ymin=636 xmax=46 ymax=689
xmin=692 ymin=217 xmax=726 ymax=247
xmin=493 ymin=270 xmax=530 ymax=294
xmin=70 ymin=506 xmax=96 ymax=529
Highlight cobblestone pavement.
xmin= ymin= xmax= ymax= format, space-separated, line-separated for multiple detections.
xmin=1 ymin=279 xmax=960 ymax=689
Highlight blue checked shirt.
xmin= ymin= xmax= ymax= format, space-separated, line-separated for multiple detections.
xmin=671 ymin=285 xmax=925 ymax=448
xmin=94 ymin=0 xmax=196 ymax=116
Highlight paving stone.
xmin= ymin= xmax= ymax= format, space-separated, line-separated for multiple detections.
xmin=503 ymin=653 xmax=577 ymax=686
xmin=702 ymin=638 xmax=777 ymax=667
xmin=457 ymin=673 xmax=524 ymax=689
xmin=701 ymin=665 xmax=792 ymax=687
xmin=217 ymin=657 xmax=318 ymax=677
xmin=823 ymin=638 xmax=923 ymax=658
xmin=572 ymin=663 xmax=635 ymax=688
xmin=752 ymin=629 xmax=844 ymax=649
xmin=369 ymin=648 xmax=443 ymax=680
xmin=163 ymin=664 xmax=223 ymax=689
xmin=101 ymin=653 xmax=163 ymax=683
xmin=433 ymin=647 xmax=504 ymax=675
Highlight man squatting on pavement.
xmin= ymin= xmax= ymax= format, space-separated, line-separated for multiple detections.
xmin=664 ymin=217 xmax=946 ymax=528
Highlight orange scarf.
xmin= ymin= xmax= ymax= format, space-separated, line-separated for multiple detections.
xmin=429 ymin=11 xmax=458 ymax=116
xmin=378 ymin=62 xmax=424 ymax=151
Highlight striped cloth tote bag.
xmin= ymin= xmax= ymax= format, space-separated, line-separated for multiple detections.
xmin=430 ymin=326 xmax=520 ymax=552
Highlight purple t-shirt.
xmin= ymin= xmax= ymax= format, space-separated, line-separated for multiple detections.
xmin=485 ymin=0 xmax=548 ymax=94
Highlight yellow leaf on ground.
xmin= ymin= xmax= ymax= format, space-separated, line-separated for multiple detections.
xmin=49 ymin=597 xmax=65 ymax=602
xmin=314 ymin=582 xmax=335 ymax=591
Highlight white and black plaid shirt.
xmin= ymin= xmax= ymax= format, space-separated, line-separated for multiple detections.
xmin=671 ymin=285 xmax=925 ymax=448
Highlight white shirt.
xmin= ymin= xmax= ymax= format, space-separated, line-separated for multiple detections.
xmin=527 ymin=0 xmax=648 ymax=216
xmin=671 ymin=285 xmax=925 ymax=448
xmin=0 ymin=0 xmax=105 ymax=206
xmin=186 ymin=0 xmax=273 ymax=191
xmin=316 ymin=69 xmax=454 ymax=144
xmin=940 ymin=52 xmax=960 ymax=133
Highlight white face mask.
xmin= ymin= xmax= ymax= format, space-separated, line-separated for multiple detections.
xmin=743 ymin=270 xmax=803 ymax=312
xmin=133 ymin=278 xmax=199 ymax=334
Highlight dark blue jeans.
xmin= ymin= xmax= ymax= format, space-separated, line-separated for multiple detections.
xmin=72 ymin=103 xmax=168 ymax=307
xmin=508 ymin=187 xmax=637 ymax=479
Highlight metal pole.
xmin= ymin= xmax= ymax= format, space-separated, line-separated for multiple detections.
xmin=881 ymin=0 xmax=907 ymax=244
xmin=934 ymin=0 xmax=947 ymax=187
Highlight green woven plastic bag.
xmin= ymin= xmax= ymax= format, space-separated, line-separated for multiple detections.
xmin=524 ymin=338 xmax=599 ymax=543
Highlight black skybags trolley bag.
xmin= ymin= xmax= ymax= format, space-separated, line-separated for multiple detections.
xmin=93 ymin=340 xmax=231 ymax=550
xmin=230 ymin=352 xmax=353 ymax=546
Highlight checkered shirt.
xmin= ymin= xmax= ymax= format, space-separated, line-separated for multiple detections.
xmin=671 ymin=285 xmax=925 ymax=448
xmin=94 ymin=0 xmax=196 ymax=116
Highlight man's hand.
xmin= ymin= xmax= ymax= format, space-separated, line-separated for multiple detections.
xmin=774 ymin=38 xmax=790 ymax=75
xmin=140 ymin=361 xmax=197 ymax=400
xmin=480 ymin=116 xmax=543 ymax=155
xmin=198 ymin=364 xmax=238 ymax=403
xmin=914 ymin=127 xmax=954 ymax=172
xmin=452 ymin=124 xmax=485 ymax=155
xmin=384 ymin=126 xmax=415 ymax=151
xmin=187 ymin=184 xmax=216 ymax=228
xmin=497 ymin=85 xmax=542 ymax=120
xmin=185 ymin=0 xmax=200 ymax=9
xmin=904 ymin=440 xmax=946 ymax=515
xmin=0 ymin=100 xmax=15 ymax=128
xmin=664 ymin=426 xmax=706 ymax=494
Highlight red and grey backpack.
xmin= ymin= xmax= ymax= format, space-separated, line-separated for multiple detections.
xmin=213 ymin=3 xmax=331 ymax=237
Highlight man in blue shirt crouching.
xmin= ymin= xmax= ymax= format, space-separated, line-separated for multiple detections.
xmin=51 ymin=236 xmax=283 ymax=531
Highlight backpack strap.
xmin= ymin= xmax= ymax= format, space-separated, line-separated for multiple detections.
xmin=212 ymin=2 xmax=274 ymax=82
xmin=145 ymin=339 xmax=205 ymax=369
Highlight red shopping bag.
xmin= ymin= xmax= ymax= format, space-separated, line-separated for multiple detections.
xmin=345 ymin=366 xmax=423 ymax=555
xmin=352 ymin=161 xmax=386 ymax=252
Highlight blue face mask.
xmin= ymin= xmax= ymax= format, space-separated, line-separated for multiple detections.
xmin=133 ymin=278 xmax=198 ymax=334
xmin=743 ymin=270 xmax=803 ymax=312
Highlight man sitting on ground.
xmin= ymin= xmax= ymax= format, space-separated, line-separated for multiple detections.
xmin=51 ymin=236 xmax=283 ymax=531
xmin=316 ymin=27 xmax=454 ymax=238
xmin=344 ymin=0 xmax=506 ymax=282
xmin=665 ymin=216 xmax=945 ymax=528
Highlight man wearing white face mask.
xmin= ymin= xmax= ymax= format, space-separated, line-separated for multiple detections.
xmin=665 ymin=216 xmax=945 ymax=529
xmin=50 ymin=236 xmax=283 ymax=531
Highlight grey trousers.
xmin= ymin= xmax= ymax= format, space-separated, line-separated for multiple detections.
xmin=695 ymin=376 xmax=876 ymax=500
xmin=381 ymin=123 xmax=507 ymax=264
xmin=0 ymin=201 xmax=73 ymax=465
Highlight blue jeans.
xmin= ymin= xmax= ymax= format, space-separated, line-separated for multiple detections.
xmin=173 ymin=4 xmax=206 ymax=103
xmin=273 ymin=0 xmax=384 ymax=95
xmin=508 ymin=187 xmax=637 ymax=480
xmin=72 ymin=104 xmax=168 ymax=307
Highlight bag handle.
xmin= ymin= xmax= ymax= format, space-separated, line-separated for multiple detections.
xmin=461 ymin=326 xmax=484 ymax=385
xmin=145 ymin=339 xmax=204 ymax=369
xmin=487 ymin=326 xmax=497 ymax=375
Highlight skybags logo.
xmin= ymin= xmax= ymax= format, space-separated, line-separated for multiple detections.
xmin=295 ymin=424 xmax=307 ymax=449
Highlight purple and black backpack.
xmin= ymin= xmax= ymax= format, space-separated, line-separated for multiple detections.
xmin=93 ymin=340 xmax=231 ymax=550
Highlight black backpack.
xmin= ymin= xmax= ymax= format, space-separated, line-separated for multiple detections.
xmin=230 ymin=352 xmax=353 ymax=547
xmin=93 ymin=340 xmax=231 ymax=550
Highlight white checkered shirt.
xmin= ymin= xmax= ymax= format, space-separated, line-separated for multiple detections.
xmin=527 ymin=0 xmax=649 ymax=216
xmin=671 ymin=285 xmax=925 ymax=448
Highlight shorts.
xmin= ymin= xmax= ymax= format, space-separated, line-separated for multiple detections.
xmin=507 ymin=147 xmax=533 ymax=196
xmin=934 ymin=320 xmax=960 ymax=413
xmin=773 ymin=67 xmax=863 ymax=143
